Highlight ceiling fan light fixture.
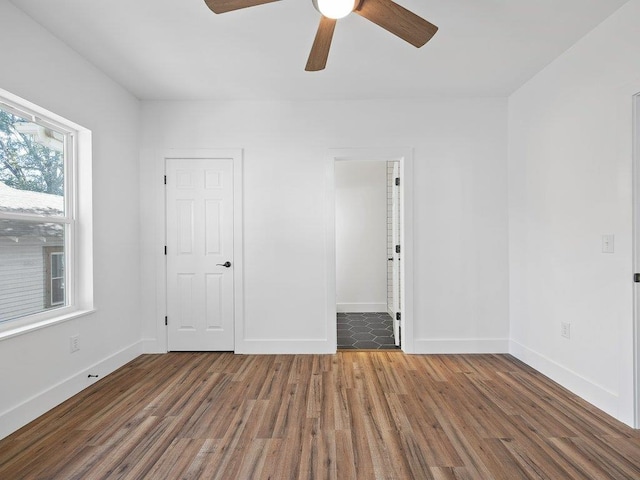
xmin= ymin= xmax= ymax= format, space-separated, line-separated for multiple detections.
xmin=312 ymin=0 xmax=356 ymax=19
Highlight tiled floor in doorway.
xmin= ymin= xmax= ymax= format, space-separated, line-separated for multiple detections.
xmin=337 ymin=312 xmax=400 ymax=350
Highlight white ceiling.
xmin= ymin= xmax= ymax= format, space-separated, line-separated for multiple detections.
xmin=9 ymin=0 xmax=629 ymax=101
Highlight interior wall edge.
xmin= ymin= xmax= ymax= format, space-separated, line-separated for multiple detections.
xmin=0 ymin=341 xmax=143 ymax=441
xmin=509 ymin=339 xmax=626 ymax=426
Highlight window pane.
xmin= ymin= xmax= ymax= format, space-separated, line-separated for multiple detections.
xmin=0 ymin=106 xmax=64 ymax=216
xmin=0 ymin=219 xmax=65 ymax=322
xmin=51 ymin=278 xmax=65 ymax=306
xmin=51 ymin=252 xmax=64 ymax=279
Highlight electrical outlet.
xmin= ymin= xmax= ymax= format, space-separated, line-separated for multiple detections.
xmin=561 ymin=322 xmax=571 ymax=339
xmin=70 ymin=335 xmax=80 ymax=353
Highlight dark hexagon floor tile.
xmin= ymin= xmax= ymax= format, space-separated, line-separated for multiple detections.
xmin=370 ymin=329 xmax=391 ymax=336
xmin=352 ymin=341 xmax=380 ymax=349
xmin=336 ymin=312 xmax=397 ymax=350
xmin=352 ymin=332 xmax=375 ymax=341
xmin=374 ymin=336 xmax=396 ymax=346
xmin=348 ymin=320 xmax=368 ymax=327
xmin=349 ymin=326 xmax=372 ymax=333
xmin=338 ymin=335 xmax=356 ymax=343
xmin=365 ymin=321 xmax=388 ymax=328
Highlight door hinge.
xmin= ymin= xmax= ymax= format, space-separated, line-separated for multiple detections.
xmin=396 ymin=312 xmax=401 ymax=322
xmin=164 ymin=175 xmax=167 ymax=185
xmin=395 ymin=177 xmax=400 ymax=186
xmin=635 ymin=273 xmax=640 ymax=283
xmin=164 ymin=246 xmax=167 ymax=255
xmin=165 ymin=316 xmax=168 ymax=326
xmin=395 ymin=245 xmax=401 ymax=254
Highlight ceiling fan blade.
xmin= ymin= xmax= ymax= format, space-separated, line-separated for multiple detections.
xmin=204 ymin=0 xmax=280 ymax=14
xmin=305 ymin=16 xmax=337 ymax=72
xmin=354 ymin=0 xmax=438 ymax=48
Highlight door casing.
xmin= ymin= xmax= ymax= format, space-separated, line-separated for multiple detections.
xmin=633 ymin=93 xmax=640 ymax=428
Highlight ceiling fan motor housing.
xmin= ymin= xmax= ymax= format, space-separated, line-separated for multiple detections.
xmin=312 ymin=0 xmax=358 ymax=19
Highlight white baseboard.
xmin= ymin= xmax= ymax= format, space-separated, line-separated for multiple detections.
xmin=0 ymin=341 xmax=143 ymax=440
xmin=337 ymin=303 xmax=388 ymax=313
xmin=236 ymin=339 xmax=335 ymax=354
xmin=509 ymin=340 xmax=619 ymax=419
xmin=413 ymin=338 xmax=509 ymax=354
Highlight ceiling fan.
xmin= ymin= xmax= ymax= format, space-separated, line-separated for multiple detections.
xmin=203 ymin=0 xmax=438 ymax=71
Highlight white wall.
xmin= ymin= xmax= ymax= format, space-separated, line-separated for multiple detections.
xmin=335 ymin=161 xmax=388 ymax=312
xmin=140 ymin=97 xmax=509 ymax=354
xmin=508 ymin=0 xmax=640 ymax=427
xmin=0 ymin=1 xmax=142 ymax=439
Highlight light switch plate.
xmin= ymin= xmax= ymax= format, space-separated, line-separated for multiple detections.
xmin=602 ymin=234 xmax=614 ymax=254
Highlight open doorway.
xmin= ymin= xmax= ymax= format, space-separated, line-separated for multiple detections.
xmin=326 ymin=148 xmax=414 ymax=352
xmin=335 ymin=160 xmax=400 ymax=349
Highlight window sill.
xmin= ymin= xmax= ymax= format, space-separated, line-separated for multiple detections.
xmin=0 ymin=309 xmax=96 ymax=342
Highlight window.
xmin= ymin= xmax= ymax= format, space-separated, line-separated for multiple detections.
xmin=0 ymin=90 xmax=90 ymax=331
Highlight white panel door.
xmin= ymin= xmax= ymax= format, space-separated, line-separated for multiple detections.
xmin=392 ymin=162 xmax=401 ymax=347
xmin=166 ymin=158 xmax=234 ymax=351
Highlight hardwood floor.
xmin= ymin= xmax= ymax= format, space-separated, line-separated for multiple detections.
xmin=1 ymin=352 xmax=639 ymax=479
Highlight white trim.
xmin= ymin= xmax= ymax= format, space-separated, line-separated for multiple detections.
xmin=157 ymin=149 xmax=244 ymax=354
xmin=0 ymin=308 xmax=95 ymax=342
xmin=0 ymin=340 xmax=142 ymax=440
xmin=325 ymin=148 xmax=414 ymax=353
xmin=510 ymin=340 xmax=620 ymax=420
xmin=414 ymin=338 xmax=509 ymax=354
xmin=0 ymin=212 xmax=72 ymax=223
xmin=337 ymin=303 xmax=388 ymax=313
xmin=0 ymin=89 xmax=87 ymax=133
xmin=232 ymin=155 xmax=245 ymax=354
xmin=633 ymin=91 xmax=640 ymax=428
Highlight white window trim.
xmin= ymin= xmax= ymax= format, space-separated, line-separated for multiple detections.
xmin=0 ymin=88 xmax=94 ymax=341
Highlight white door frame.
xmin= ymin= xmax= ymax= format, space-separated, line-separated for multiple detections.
xmin=326 ymin=148 xmax=415 ymax=353
xmin=634 ymin=93 xmax=640 ymax=428
xmin=157 ymin=149 xmax=244 ymax=353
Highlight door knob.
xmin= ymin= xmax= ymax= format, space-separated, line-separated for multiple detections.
xmin=217 ymin=261 xmax=232 ymax=268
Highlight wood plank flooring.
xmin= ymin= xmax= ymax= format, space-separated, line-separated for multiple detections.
xmin=1 ymin=352 xmax=639 ymax=479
